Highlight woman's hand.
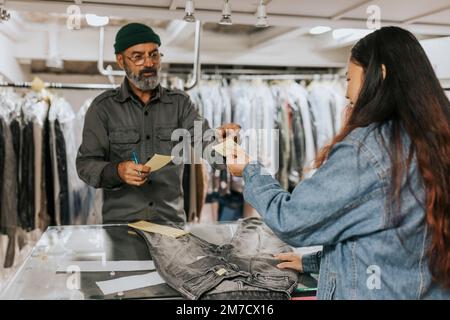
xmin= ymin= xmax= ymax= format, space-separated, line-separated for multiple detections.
xmin=274 ymin=252 xmax=303 ymax=273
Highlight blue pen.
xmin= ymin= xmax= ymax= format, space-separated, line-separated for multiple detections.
xmin=131 ymin=151 xmax=141 ymax=176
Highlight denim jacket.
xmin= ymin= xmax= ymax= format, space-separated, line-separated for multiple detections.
xmin=243 ymin=123 xmax=450 ymax=299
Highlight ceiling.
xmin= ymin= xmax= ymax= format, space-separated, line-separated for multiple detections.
xmin=5 ymin=0 xmax=450 ymax=30
xmin=1 ymin=0 xmax=450 ymax=79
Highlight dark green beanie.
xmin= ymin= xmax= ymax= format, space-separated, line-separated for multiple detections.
xmin=114 ymin=23 xmax=161 ymax=54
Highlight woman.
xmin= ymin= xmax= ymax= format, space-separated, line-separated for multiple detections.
xmin=226 ymin=26 xmax=450 ymax=299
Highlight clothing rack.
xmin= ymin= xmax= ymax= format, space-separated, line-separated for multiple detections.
xmin=165 ymin=66 xmax=343 ymax=82
xmin=0 ymin=81 xmax=118 ymax=90
xmin=0 ymin=71 xmax=344 ymax=91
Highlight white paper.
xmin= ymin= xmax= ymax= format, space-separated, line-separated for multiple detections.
xmin=212 ymin=138 xmax=245 ymax=157
xmin=96 ymin=271 xmax=166 ymax=296
xmin=57 ymin=260 xmax=155 ymax=272
xmin=144 ymin=154 xmax=173 ymax=172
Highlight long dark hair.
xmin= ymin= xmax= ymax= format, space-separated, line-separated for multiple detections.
xmin=315 ymin=26 xmax=450 ymax=287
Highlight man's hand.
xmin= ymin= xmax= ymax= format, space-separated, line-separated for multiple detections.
xmin=274 ymin=252 xmax=303 ymax=273
xmin=117 ymin=161 xmax=151 ymax=186
xmin=216 ymin=123 xmax=241 ymax=142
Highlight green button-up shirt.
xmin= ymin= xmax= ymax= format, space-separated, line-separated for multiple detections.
xmin=76 ymin=79 xmax=223 ymax=224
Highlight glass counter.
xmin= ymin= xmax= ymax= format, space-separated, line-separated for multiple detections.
xmin=0 ymin=223 xmax=317 ymax=300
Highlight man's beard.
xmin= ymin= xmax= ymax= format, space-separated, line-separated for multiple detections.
xmin=124 ymin=62 xmax=161 ymax=91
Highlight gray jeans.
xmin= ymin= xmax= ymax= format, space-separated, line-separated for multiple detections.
xmin=136 ymin=217 xmax=298 ymax=300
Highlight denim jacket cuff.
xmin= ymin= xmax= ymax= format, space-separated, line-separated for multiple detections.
xmin=301 ymin=251 xmax=322 ymax=274
xmin=243 ymin=162 xmax=262 ymax=181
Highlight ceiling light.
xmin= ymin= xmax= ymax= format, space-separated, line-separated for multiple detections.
xmin=309 ymin=26 xmax=332 ymax=35
xmin=85 ymin=14 xmax=109 ymax=27
xmin=0 ymin=7 xmax=11 ymax=22
xmin=219 ymin=0 xmax=232 ymax=26
xmin=183 ymin=0 xmax=196 ymax=23
xmin=332 ymin=28 xmax=373 ymax=41
xmin=255 ymin=0 xmax=268 ymax=28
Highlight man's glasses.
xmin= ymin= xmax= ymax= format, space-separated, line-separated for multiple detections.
xmin=125 ymin=51 xmax=164 ymax=66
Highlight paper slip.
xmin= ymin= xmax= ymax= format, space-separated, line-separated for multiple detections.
xmin=144 ymin=154 xmax=173 ymax=172
xmin=212 ymin=138 xmax=247 ymax=157
xmin=56 ymin=260 xmax=155 ymax=273
xmin=96 ymin=271 xmax=165 ymax=296
xmin=128 ymin=220 xmax=189 ymax=238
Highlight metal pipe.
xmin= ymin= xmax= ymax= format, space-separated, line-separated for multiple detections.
xmin=168 ymin=68 xmax=338 ymax=75
xmin=97 ymin=26 xmax=125 ymax=77
xmin=232 ymin=74 xmax=345 ymax=81
xmin=0 ymin=81 xmax=117 ymax=90
xmin=184 ymin=20 xmax=202 ymax=91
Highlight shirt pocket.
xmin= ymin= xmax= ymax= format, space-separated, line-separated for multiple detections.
xmin=109 ymin=128 xmax=140 ymax=161
xmin=156 ymin=126 xmax=177 ymax=156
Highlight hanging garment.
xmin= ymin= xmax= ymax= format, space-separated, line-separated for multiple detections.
xmin=21 ymin=96 xmax=51 ymax=231
xmin=53 ymin=96 xmax=85 ymax=225
xmin=32 ymin=122 xmax=42 ymax=230
xmin=136 ymin=217 xmax=298 ymax=300
xmin=330 ymin=81 xmax=348 ymax=132
xmin=288 ymin=102 xmax=306 ymax=189
xmin=308 ymin=84 xmax=335 ymax=150
xmin=288 ymin=83 xmax=317 ymax=171
xmin=0 ymin=119 xmax=18 ymax=268
xmin=275 ymin=102 xmax=291 ymax=190
xmin=87 ymin=189 xmax=103 ymax=225
xmin=43 ymin=116 xmax=56 ymax=226
xmin=18 ymin=121 xmax=35 ymax=231
xmin=9 ymin=119 xmax=21 ymax=218
xmin=0 ymin=120 xmax=4 ymax=226
xmin=49 ymin=120 xmax=61 ymax=225
xmin=54 ymin=119 xmax=70 ymax=225
xmin=32 ymin=121 xmax=50 ymax=231
xmin=219 ymin=84 xmax=232 ymax=125
xmin=76 ymin=98 xmax=98 ymax=225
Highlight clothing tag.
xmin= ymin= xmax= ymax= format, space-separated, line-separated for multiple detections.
xmin=144 ymin=154 xmax=174 ymax=172
xmin=128 ymin=220 xmax=189 ymax=238
xmin=216 ymin=268 xmax=227 ymax=276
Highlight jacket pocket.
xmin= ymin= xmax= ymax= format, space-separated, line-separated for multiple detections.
xmin=109 ymin=128 xmax=140 ymax=161
xmin=156 ymin=126 xmax=176 ymax=156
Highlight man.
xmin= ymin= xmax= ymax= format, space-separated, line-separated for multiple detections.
xmin=76 ymin=23 xmax=239 ymax=224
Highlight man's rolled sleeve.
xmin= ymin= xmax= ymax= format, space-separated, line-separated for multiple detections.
xmin=100 ymin=162 xmax=124 ymax=189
